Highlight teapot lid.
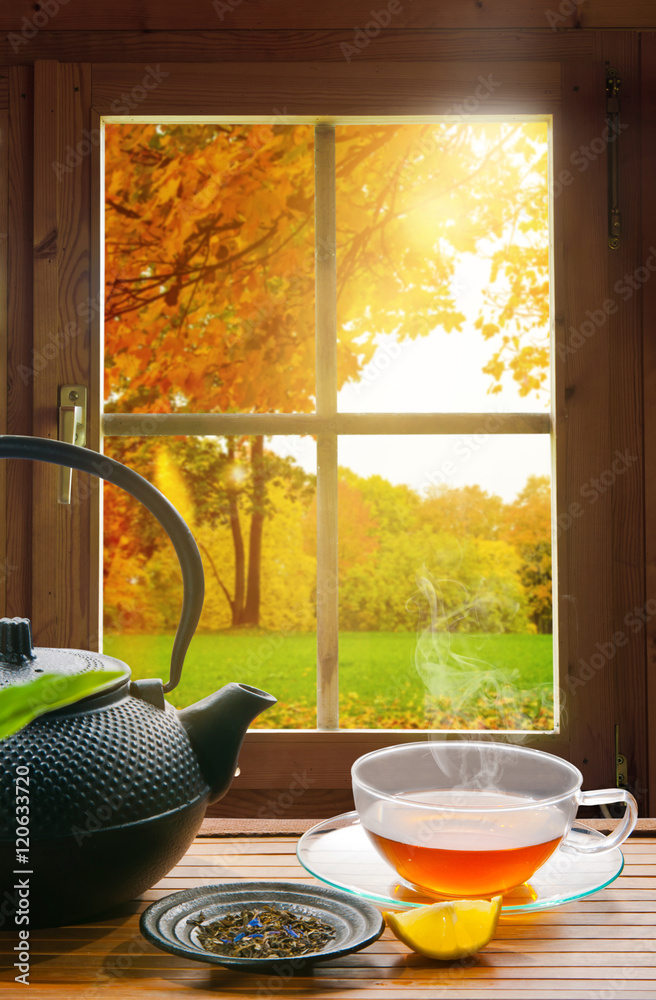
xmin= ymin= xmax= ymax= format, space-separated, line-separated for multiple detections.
xmin=0 ymin=617 xmax=130 ymax=689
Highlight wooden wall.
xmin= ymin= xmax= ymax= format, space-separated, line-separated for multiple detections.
xmin=0 ymin=0 xmax=656 ymax=32
xmin=0 ymin=0 xmax=655 ymax=68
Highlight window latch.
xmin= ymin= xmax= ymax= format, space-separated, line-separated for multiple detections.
xmin=57 ymin=385 xmax=87 ymax=504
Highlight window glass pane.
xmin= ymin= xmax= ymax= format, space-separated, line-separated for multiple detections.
xmin=103 ymin=435 xmax=317 ymax=728
xmin=103 ymin=118 xmax=555 ymax=735
xmin=105 ymin=123 xmax=316 ymax=415
xmin=336 ymin=434 xmax=554 ymax=731
xmin=335 ymin=122 xmax=550 ymax=413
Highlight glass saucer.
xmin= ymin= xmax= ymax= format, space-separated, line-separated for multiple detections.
xmin=297 ymin=811 xmax=624 ymax=913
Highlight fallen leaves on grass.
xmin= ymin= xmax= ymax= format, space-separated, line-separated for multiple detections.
xmin=250 ymin=691 xmax=554 ymax=730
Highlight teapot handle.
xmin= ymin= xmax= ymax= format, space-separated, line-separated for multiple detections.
xmin=0 ymin=435 xmax=203 ymax=693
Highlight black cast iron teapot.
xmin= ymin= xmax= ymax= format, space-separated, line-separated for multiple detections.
xmin=0 ymin=436 xmax=276 ymax=928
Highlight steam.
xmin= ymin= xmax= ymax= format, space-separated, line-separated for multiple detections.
xmin=412 ymin=570 xmax=553 ymax=736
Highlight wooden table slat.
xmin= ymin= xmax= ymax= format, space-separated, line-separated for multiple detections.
xmin=1 ymin=832 xmax=655 ymax=998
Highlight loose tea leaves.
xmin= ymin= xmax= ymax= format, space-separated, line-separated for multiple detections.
xmin=187 ymin=904 xmax=337 ymax=959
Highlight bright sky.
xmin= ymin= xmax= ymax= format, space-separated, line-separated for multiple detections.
xmin=270 ymin=254 xmax=552 ymax=504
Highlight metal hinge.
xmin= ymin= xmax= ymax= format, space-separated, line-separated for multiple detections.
xmin=597 ymin=725 xmax=632 ymax=821
xmin=615 ymin=724 xmax=629 ymax=789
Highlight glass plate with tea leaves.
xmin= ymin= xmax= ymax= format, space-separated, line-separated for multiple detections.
xmin=139 ymin=880 xmax=385 ymax=971
xmin=297 ymin=812 xmax=625 ymax=914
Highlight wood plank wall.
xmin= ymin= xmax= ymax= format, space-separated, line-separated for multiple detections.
xmin=0 ymin=0 xmax=655 ymax=31
xmin=600 ymin=32 xmax=646 ymax=812
xmin=31 ymin=61 xmax=94 ymax=650
xmin=0 ymin=31 xmax=596 ymax=66
xmin=92 ymin=59 xmax=560 ymax=115
xmin=643 ymin=33 xmax=656 ymax=813
xmin=5 ymin=67 xmax=33 ymax=620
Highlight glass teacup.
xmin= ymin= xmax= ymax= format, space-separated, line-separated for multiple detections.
xmin=352 ymin=741 xmax=638 ymax=897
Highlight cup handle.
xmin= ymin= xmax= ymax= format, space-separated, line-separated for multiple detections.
xmin=561 ymin=788 xmax=638 ymax=854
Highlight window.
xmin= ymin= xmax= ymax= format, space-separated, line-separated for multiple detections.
xmin=13 ymin=51 xmax=645 ymax=813
xmin=102 ymin=118 xmax=554 ymax=734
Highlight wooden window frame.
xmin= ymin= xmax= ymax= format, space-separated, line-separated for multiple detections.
xmin=1 ymin=36 xmax=648 ymax=816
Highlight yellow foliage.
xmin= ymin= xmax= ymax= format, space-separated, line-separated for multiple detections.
xmin=154 ymin=449 xmax=196 ymax=528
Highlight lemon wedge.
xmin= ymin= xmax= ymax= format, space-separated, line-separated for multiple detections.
xmin=384 ymin=895 xmax=503 ymax=960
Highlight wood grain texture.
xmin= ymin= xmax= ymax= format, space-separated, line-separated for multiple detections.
xmin=642 ymin=33 xmax=656 ymax=813
xmin=199 ymin=817 xmax=323 ymax=834
xmin=57 ymin=62 xmax=95 ymax=648
xmin=0 ymin=832 xmax=652 ymax=998
xmin=1 ymin=0 xmax=656 ymax=31
xmin=31 ymin=61 xmax=94 ymax=648
xmin=0 ymin=72 xmax=7 ymax=109
xmin=211 ymin=730 xmax=572 ymax=797
xmin=88 ymin=107 xmax=102 ymax=651
xmin=91 ymin=60 xmax=560 ymax=117
xmin=6 ymin=66 xmax=33 ymax=619
xmin=197 ymin=815 xmax=656 ymax=834
xmin=0 ymin=29 xmax=597 ymax=67
xmin=206 ymin=786 xmax=355 ymax=820
xmin=31 ymin=59 xmax=61 ymax=643
xmin=595 ymin=33 xmax=647 ymax=812
xmin=556 ymin=50 xmax=615 ymax=792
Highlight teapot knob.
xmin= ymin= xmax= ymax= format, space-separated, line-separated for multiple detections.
xmin=0 ymin=617 xmax=35 ymax=665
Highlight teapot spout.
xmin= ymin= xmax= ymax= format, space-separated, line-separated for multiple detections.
xmin=178 ymin=683 xmax=276 ymax=804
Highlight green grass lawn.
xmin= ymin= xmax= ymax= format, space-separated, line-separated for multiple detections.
xmin=104 ymin=630 xmax=554 ymax=730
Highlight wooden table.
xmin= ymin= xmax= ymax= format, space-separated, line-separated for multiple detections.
xmin=2 ymin=821 xmax=656 ymax=999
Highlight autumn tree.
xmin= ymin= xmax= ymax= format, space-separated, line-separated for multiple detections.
xmin=501 ymin=475 xmax=552 ymax=633
xmin=418 ymin=484 xmax=506 ymax=540
xmin=103 ymin=435 xmax=316 ymax=630
xmin=300 ymin=471 xmax=531 ymax=634
xmin=104 ymin=121 xmax=549 ymax=627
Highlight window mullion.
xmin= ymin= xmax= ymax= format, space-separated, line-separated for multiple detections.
xmin=315 ymin=124 xmax=339 ymax=729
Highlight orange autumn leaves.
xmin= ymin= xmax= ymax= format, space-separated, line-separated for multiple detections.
xmin=105 ymin=121 xmax=549 ymax=419
xmin=105 ymin=123 xmax=317 ymax=416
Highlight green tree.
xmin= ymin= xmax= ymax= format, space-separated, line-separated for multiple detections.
xmin=501 ymin=475 xmax=552 ymax=633
xmin=418 ymin=483 xmax=506 ymax=540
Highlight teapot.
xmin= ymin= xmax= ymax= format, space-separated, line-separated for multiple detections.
xmin=0 ymin=435 xmax=276 ymax=928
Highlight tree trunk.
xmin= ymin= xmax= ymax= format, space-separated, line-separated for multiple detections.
xmin=243 ymin=435 xmax=265 ymax=626
xmin=227 ymin=440 xmax=246 ymax=626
